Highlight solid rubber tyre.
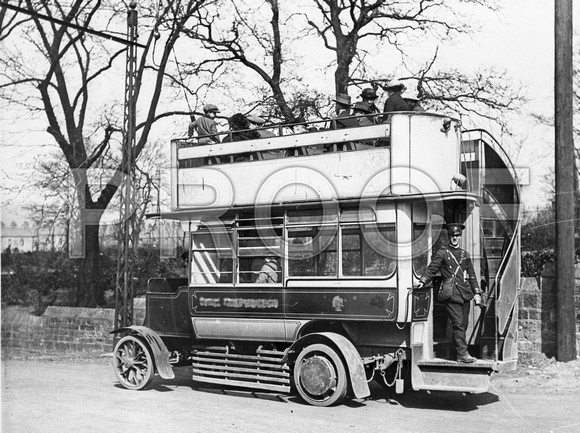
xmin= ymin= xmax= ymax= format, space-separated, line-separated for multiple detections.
xmin=293 ymin=343 xmax=348 ymax=406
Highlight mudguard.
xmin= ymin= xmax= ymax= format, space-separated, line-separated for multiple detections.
xmin=111 ymin=325 xmax=175 ymax=379
xmin=285 ymin=332 xmax=370 ymax=399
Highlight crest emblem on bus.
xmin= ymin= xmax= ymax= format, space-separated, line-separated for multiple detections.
xmin=332 ymin=295 xmax=345 ymax=312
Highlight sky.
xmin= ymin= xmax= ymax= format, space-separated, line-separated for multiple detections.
xmin=0 ymin=0 xmax=577 ymax=225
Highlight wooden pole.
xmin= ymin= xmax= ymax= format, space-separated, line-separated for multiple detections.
xmin=554 ymin=0 xmax=576 ymax=361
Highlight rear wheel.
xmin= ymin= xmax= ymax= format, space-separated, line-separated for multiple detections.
xmin=293 ymin=343 xmax=348 ymax=406
xmin=113 ymin=335 xmax=155 ymax=390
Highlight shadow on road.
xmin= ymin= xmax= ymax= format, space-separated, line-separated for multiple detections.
xmin=129 ymin=366 xmax=499 ymax=411
xmin=366 ymin=382 xmax=499 ymax=412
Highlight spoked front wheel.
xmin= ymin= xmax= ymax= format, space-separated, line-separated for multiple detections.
xmin=293 ymin=343 xmax=348 ymax=407
xmin=113 ymin=335 xmax=155 ymax=390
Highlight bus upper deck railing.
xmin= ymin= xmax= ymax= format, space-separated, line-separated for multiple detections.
xmin=175 ymin=122 xmax=391 ymax=166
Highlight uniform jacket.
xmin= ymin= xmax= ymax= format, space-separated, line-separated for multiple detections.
xmin=419 ymin=247 xmax=479 ymax=303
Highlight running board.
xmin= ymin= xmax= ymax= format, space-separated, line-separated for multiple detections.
xmin=191 ymin=346 xmax=291 ymax=393
xmin=412 ymin=358 xmax=497 ymax=393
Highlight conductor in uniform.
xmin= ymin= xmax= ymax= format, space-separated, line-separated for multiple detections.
xmin=414 ymin=223 xmax=485 ymax=363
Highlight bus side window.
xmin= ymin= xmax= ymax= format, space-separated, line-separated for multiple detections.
xmin=344 ymin=223 xmax=397 ymax=277
xmin=237 ymin=224 xmax=282 ymax=283
xmin=191 ymin=226 xmax=234 ymax=284
xmin=287 ymin=227 xmax=337 ymax=277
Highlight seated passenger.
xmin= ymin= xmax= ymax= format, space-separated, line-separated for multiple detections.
xmin=383 ymin=80 xmax=410 ymax=115
xmin=248 ymin=115 xmax=282 ymax=160
xmin=255 ymin=257 xmax=278 ymax=284
xmin=291 ymin=116 xmax=322 ymax=155
xmin=359 ymin=87 xmax=381 ymax=121
xmin=222 ymin=113 xmax=261 ymax=161
xmin=403 ymin=91 xmax=426 ymax=112
xmin=193 ymin=104 xmax=222 ymax=144
xmin=247 ymin=115 xmax=276 ymax=138
xmin=291 ymin=116 xmax=310 ymax=134
xmin=352 ymin=102 xmax=375 ymax=149
xmin=352 ymin=102 xmax=374 ymax=127
xmin=222 ymin=113 xmax=261 ymax=142
xmin=332 ymin=93 xmax=359 ymax=129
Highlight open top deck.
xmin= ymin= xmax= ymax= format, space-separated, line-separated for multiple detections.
xmin=171 ymin=113 xmax=464 ymax=214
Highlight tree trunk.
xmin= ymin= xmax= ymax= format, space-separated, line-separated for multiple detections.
xmin=334 ymin=36 xmax=356 ymax=96
xmin=76 ymin=224 xmax=102 ymax=307
xmin=335 ymin=59 xmax=350 ymax=96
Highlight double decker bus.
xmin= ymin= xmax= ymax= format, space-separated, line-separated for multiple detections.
xmin=111 ymin=111 xmax=521 ymax=406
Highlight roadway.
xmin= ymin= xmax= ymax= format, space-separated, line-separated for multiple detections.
xmin=2 ymin=357 xmax=579 ymax=433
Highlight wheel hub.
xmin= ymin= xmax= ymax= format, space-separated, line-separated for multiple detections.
xmin=299 ymin=355 xmax=336 ymax=396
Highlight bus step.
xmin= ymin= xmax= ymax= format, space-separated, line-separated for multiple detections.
xmin=413 ymin=358 xmax=496 ymax=393
xmin=191 ymin=346 xmax=291 ymax=394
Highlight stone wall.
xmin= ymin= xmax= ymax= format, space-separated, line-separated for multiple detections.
xmin=1 ymin=306 xmax=115 ymax=353
xmin=2 ymin=277 xmax=580 ymax=361
xmin=1 ymin=299 xmax=145 ymax=354
xmin=518 ymin=263 xmax=580 ymax=362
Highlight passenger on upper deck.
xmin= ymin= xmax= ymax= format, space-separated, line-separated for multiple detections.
xmin=222 ymin=113 xmax=261 ymax=143
xmin=290 ymin=116 xmax=310 ymax=134
xmin=221 ymin=113 xmax=261 ymax=162
xmin=383 ymin=80 xmax=410 ymax=115
xmin=352 ymin=102 xmax=374 ymax=127
xmin=247 ymin=115 xmax=276 ymax=138
xmin=332 ymin=93 xmax=359 ymax=129
xmin=193 ymin=104 xmax=222 ymax=144
xmin=248 ymin=115 xmax=280 ymax=160
xmin=359 ymin=87 xmax=381 ymax=120
xmin=291 ymin=116 xmax=322 ymax=155
xmin=403 ymin=91 xmax=426 ymax=112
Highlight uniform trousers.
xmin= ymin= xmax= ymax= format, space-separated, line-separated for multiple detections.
xmin=445 ymin=301 xmax=470 ymax=356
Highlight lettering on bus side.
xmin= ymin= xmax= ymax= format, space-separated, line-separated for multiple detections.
xmin=196 ymin=296 xmax=280 ymax=311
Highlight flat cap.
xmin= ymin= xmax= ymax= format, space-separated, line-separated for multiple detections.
xmin=203 ymin=104 xmax=220 ymax=113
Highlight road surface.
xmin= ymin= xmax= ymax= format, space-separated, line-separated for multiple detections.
xmin=2 ymin=355 xmax=579 ymax=433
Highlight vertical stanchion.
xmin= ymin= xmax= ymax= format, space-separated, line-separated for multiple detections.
xmin=114 ymin=2 xmax=139 ymax=337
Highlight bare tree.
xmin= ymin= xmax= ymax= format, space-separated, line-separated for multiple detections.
xmin=300 ymin=0 xmax=525 ymax=128
xmin=302 ymin=1 xmax=492 ymax=91
xmin=0 ymin=0 xmax=207 ymax=306
xmin=0 ymin=0 xmax=32 ymax=42
xmin=409 ymin=59 xmax=527 ymax=133
xmin=181 ymin=0 xmax=327 ymax=122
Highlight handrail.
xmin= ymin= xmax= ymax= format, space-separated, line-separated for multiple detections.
xmin=492 ymin=216 xmax=521 ymax=330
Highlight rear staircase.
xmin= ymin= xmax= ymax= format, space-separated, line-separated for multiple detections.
xmin=472 ymin=191 xmax=520 ymax=369
xmin=413 ymin=133 xmax=521 ymax=392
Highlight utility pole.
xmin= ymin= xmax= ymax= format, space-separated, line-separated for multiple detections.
xmin=115 ymin=1 xmax=139 ymax=331
xmin=554 ymin=0 xmax=576 ymax=361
